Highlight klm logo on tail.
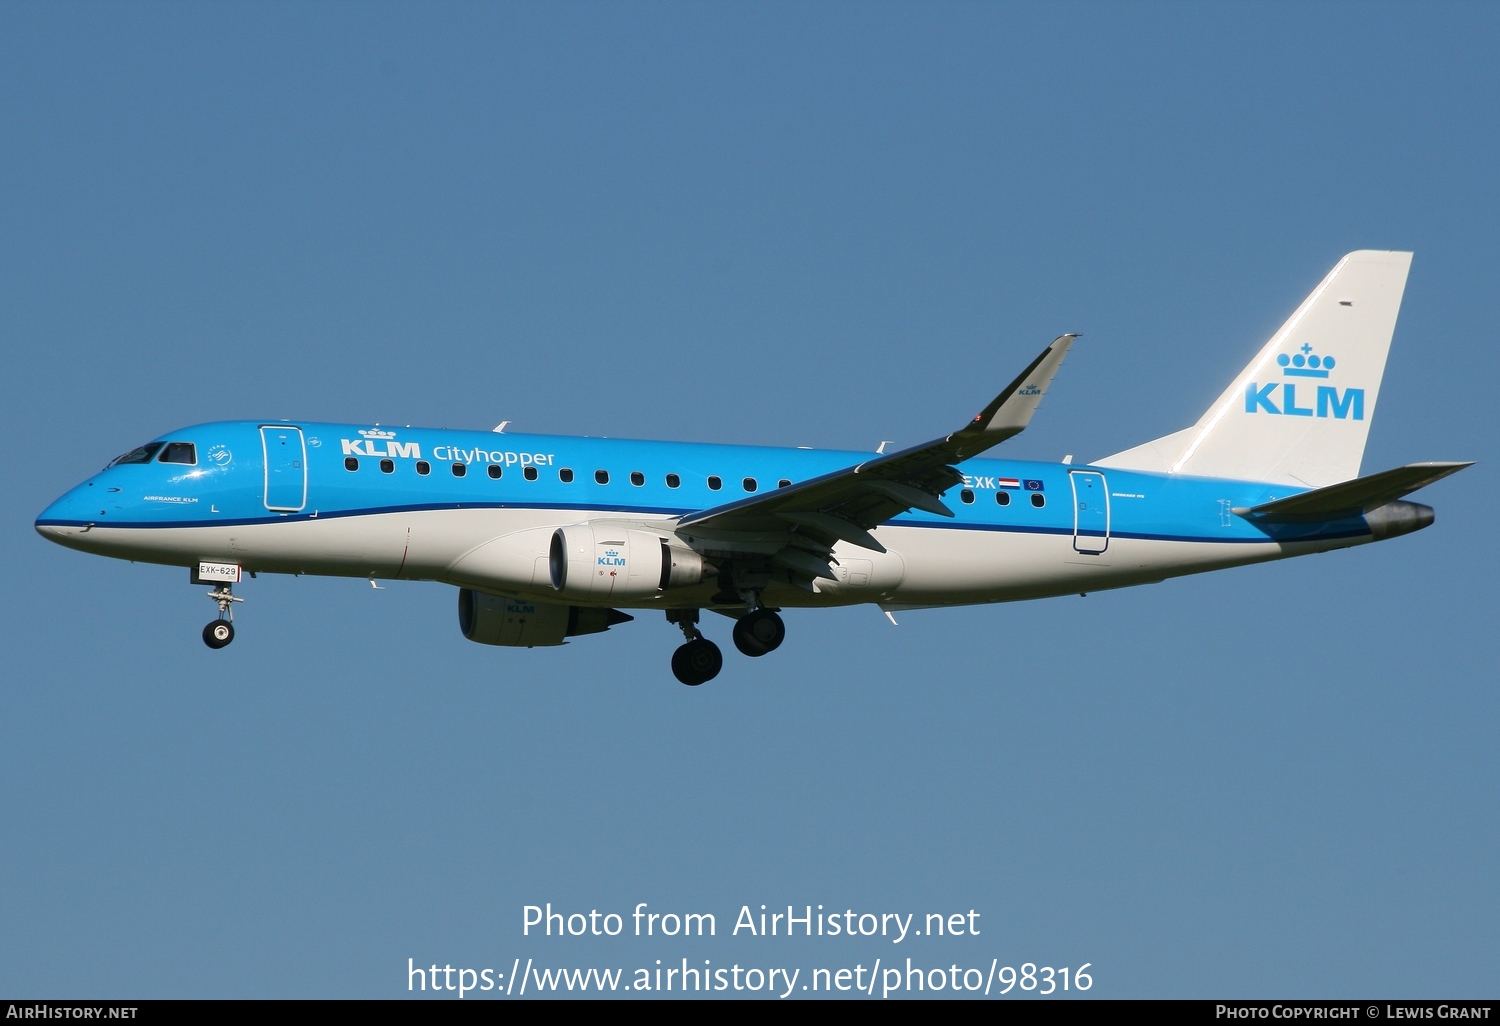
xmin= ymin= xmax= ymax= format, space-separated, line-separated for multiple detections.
xmin=1245 ymin=345 xmax=1364 ymax=420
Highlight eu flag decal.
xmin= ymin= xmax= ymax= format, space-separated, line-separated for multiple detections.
xmin=1023 ymin=479 xmax=1045 ymax=491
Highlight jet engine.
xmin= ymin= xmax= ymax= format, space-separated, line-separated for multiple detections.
xmin=549 ymin=525 xmax=709 ymax=601
xmin=457 ymin=589 xmax=632 ymax=648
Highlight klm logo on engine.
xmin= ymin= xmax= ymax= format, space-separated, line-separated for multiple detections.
xmin=1244 ymin=345 xmax=1363 ymax=420
xmin=340 ymin=428 xmax=421 ymax=459
xmin=598 ymin=548 xmax=626 ymax=568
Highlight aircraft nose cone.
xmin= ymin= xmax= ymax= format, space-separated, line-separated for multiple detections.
xmin=34 ymin=521 xmax=67 ymax=541
xmin=35 ymin=487 xmax=98 ymax=546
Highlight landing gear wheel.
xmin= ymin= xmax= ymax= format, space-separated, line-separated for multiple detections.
xmin=732 ymin=609 xmax=785 ymax=657
xmin=203 ymin=620 xmax=234 ymax=649
xmin=671 ymin=638 xmax=723 ymax=686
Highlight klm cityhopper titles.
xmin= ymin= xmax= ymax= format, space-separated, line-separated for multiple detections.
xmin=36 ymin=252 xmax=1470 ymax=684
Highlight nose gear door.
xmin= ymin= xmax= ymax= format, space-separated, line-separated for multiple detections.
xmin=1069 ymin=470 xmax=1109 ymax=554
xmin=260 ymin=425 xmax=307 ymax=511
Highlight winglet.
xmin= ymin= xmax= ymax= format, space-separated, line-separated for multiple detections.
xmin=949 ymin=334 xmax=1077 ymax=460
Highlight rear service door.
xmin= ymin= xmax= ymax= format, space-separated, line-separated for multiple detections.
xmin=1069 ymin=470 xmax=1109 ymax=554
xmin=261 ymin=425 xmax=307 ymax=511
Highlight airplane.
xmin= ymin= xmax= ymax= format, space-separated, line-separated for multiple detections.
xmin=35 ymin=251 xmax=1471 ymax=685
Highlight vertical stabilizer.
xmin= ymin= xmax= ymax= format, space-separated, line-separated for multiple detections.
xmin=1094 ymin=251 xmax=1412 ymax=487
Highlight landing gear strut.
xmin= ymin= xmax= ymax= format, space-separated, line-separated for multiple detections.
xmin=202 ymin=583 xmax=242 ymax=650
xmin=732 ymin=608 xmax=785 ymax=657
xmin=667 ymin=609 xmax=721 ymax=686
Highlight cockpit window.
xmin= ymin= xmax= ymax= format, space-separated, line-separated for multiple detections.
xmin=108 ymin=442 xmax=164 ymax=466
xmin=159 ymin=442 xmax=197 ymax=465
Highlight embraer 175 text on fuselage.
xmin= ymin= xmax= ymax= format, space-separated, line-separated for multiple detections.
xmin=36 ymin=252 xmax=1471 ymax=684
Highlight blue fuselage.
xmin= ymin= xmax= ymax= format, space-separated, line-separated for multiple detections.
xmin=37 ymin=420 xmax=1371 ymax=544
xmin=35 ymin=420 xmax=1374 ymax=611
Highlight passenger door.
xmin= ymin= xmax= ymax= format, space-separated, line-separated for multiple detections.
xmin=261 ymin=426 xmax=307 ymax=511
xmin=1069 ymin=470 xmax=1109 ymax=554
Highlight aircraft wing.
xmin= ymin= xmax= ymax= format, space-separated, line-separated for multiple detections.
xmin=676 ymin=335 xmax=1077 ymax=574
xmin=1233 ymin=461 xmax=1473 ymax=523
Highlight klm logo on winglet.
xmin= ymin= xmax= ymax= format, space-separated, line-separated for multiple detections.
xmin=1245 ymin=344 xmax=1363 ymax=420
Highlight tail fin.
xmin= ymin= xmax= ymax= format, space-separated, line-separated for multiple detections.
xmin=1095 ymin=251 xmax=1413 ymax=487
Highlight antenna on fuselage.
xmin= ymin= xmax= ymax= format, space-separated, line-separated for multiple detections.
xmin=493 ymin=421 xmax=510 ymax=433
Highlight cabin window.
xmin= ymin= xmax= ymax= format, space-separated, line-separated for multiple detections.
xmin=995 ymin=491 xmax=1010 ymax=506
xmin=344 ymin=457 xmax=359 ymax=472
xmin=630 ymin=471 xmax=645 ymax=486
xmin=743 ymin=477 xmax=757 ymax=492
xmin=595 ymin=469 xmax=610 ymax=485
xmin=487 ymin=464 xmax=501 ymax=479
xmin=523 ymin=466 xmax=538 ymax=481
xmin=451 ymin=462 xmax=466 ymax=477
xmin=416 ymin=461 xmax=431 ymax=475
xmin=559 ymin=468 xmax=573 ymax=483
xmin=1031 ymin=493 xmax=1045 ymax=508
xmin=960 ymin=489 xmax=974 ymax=504
xmin=381 ymin=459 xmax=394 ymax=473
xmin=159 ymin=442 xmax=197 ymax=465
xmin=665 ymin=473 xmax=680 ymax=488
xmin=707 ymin=476 xmax=722 ymax=490
xmin=109 ymin=442 xmax=164 ymax=466
xmin=778 ymin=479 xmax=791 ymax=488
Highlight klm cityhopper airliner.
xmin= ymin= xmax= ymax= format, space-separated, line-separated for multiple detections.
xmin=36 ymin=251 xmax=1470 ymax=684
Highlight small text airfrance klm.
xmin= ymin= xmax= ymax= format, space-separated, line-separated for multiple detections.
xmin=522 ymin=904 xmax=978 ymax=943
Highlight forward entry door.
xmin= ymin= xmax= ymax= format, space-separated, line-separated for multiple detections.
xmin=1069 ymin=470 xmax=1109 ymax=554
xmin=261 ymin=425 xmax=307 ymax=511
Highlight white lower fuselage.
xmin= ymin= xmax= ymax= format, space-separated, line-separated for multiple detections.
xmin=38 ymin=507 xmax=1362 ymax=611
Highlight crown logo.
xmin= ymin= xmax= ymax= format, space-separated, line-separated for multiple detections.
xmin=1278 ymin=343 xmax=1335 ymax=379
xmin=358 ymin=428 xmax=397 ymax=439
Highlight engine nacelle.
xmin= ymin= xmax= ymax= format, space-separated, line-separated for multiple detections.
xmin=457 ymin=589 xmax=631 ymax=648
xmin=548 ymin=525 xmax=708 ymax=601
xmin=447 ymin=526 xmax=556 ymax=594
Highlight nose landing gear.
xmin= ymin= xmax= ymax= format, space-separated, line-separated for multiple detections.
xmin=667 ymin=609 xmax=722 ymax=686
xmin=202 ymin=583 xmax=242 ymax=649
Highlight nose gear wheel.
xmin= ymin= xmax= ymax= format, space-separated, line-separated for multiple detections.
xmin=203 ymin=620 xmax=235 ymax=649
xmin=202 ymin=582 xmax=243 ymax=649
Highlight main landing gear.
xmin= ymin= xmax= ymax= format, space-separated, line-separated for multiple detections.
xmin=202 ymin=583 xmax=242 ymax=650
xmin=732 ymin=608 xmax=785 ymax=657
xmin=666 ymin=598 xmax=786 ymax=686
xmin=667 ymin=609 xmax=722 ymax=686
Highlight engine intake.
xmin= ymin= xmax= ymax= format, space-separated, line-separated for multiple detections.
xmin=549 ymin=525 xmax=708 ymax=600
xmin=458 ymin=589 xmax=632 ymax=648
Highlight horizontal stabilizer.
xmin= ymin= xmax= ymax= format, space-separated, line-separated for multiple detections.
xmin=1233 ymin=462 xmax=1472 ymax=522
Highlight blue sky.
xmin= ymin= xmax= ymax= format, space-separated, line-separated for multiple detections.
xmin=1 ymin=1 xmax=1495 ymax=998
